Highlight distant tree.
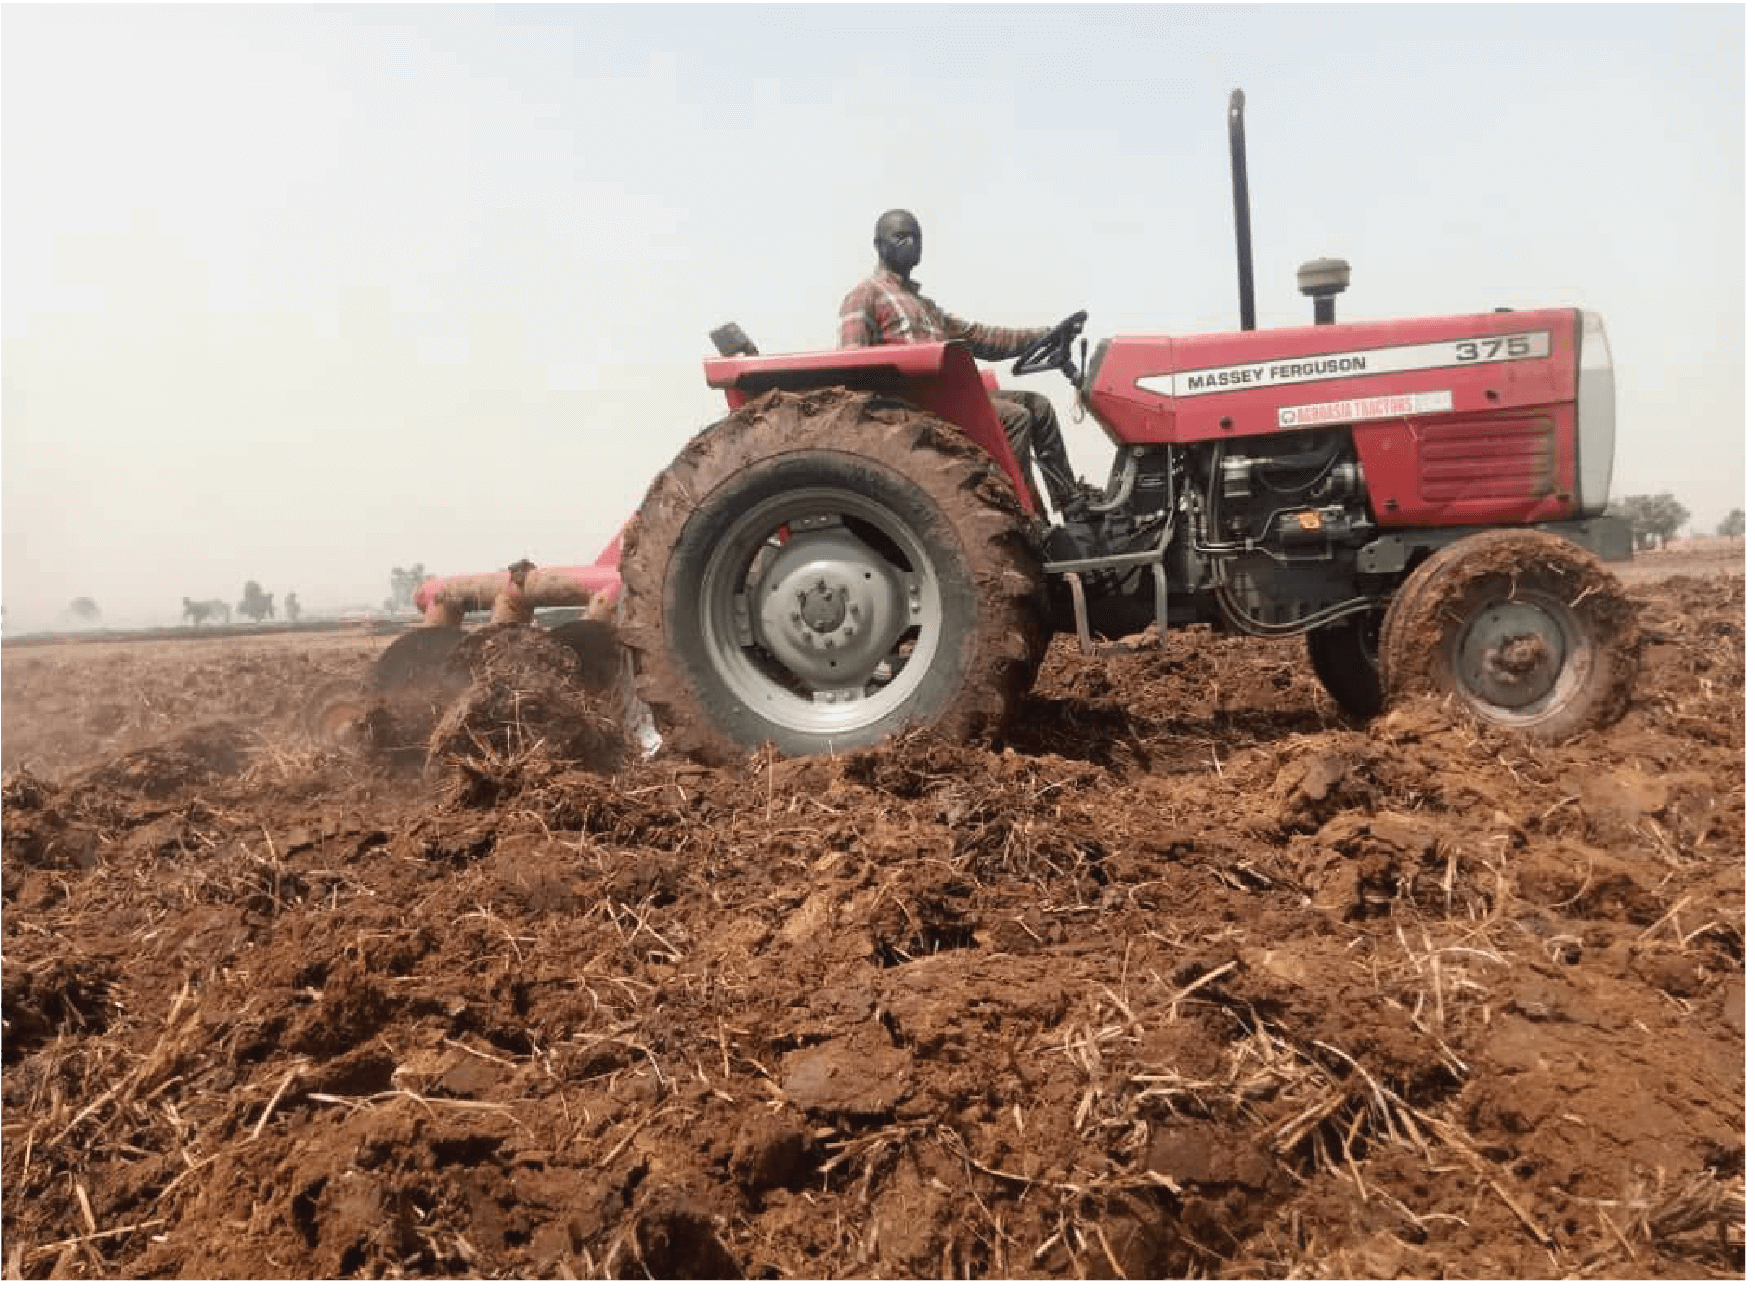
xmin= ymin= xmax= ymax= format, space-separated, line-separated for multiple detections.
xmin=238 ymin=580 xmax=276 ymax=622
xmin=184 ymin=597 xmax=230 ymax=625
xmin=387 ymin=563 xmax=429 ymax=613
xmin=284 ymin=592 xmax=302 ymax=622
xmin=1716 ymin=508 xmax=1745 ymax=538
xmin=67 ymin=596 xmax=101 ymax=624
xmin=1611 ymin=493 xmax=1691 ymax=550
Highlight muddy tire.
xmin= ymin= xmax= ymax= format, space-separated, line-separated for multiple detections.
xmin=619 ymin=388 xmax=1046 ymax=764
xmin=1380 ymin=529 xmax=1638 ymax=740
xmin=1305 ymin=608 xmax=1385 ymax=719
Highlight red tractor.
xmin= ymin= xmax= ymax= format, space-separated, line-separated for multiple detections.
xmin=401 ymin=92 xmax=1637 ymax=764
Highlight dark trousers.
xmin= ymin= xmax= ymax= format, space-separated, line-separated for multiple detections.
xmin=991 ymin=389 xmax=1080 ymax=514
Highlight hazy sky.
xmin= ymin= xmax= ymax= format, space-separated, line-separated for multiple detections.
xmin=2 ymin=2 xmax=1745 ymax=630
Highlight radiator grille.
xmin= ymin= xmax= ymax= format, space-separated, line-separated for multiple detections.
xmin=1415 ymin=415 xmax=1555 ymax=502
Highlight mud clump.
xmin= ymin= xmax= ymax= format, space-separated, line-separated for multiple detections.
xmin=298 ymin=624 xmax=632 ymax=785
xmin=72 ymin=721 xmax=251 ymax=799
xmin=0 ymin=551 xmax=1743 ymax=1279
xmin=425 ymin=624 xmax=627 ymax=794
xmin=2 ymin=953 xmax=120 ymax=1060
xmin=2 ymin=772 xmax=103 ymax=879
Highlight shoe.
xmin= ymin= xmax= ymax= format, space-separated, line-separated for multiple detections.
xmin=1057 ymin=478 xmax=1106 ymax=520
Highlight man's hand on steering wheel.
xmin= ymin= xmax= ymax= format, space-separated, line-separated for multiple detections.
xmin=1013 ymin=310 xmax=1089 ymax=383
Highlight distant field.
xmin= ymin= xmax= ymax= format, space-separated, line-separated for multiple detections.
xmin=0 ymin=616 xmax=421 ymax=650
xmin=1 ymin=607 xmax=610 ymax=650
xmin=1611 ymin=536 xmax=1745 ymax=584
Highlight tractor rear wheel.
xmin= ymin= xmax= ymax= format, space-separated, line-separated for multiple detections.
xmin=1379 ymin=529 xmax=1637 ymax=740
xmin=1305 ymin=607 xmax=1385 ymax=719
xmin=619 ymin=388 xmax=1046 ymax=764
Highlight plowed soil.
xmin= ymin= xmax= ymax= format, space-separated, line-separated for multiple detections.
xmin=2 ymin=551 xmax=1743 ymax=1279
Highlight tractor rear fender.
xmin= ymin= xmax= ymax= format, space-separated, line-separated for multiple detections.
xmin=703 ymin=342 xmax=1039 ymax=516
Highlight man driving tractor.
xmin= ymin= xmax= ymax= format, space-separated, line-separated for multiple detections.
xmin=838 ymin=208 xmax=1098 ymax=519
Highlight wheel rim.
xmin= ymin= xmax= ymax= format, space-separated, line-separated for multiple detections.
xmin=1449 ymin=589 xmax=1585 ymax=722
xmin=698 ymin=488 xmax=944 ymax=739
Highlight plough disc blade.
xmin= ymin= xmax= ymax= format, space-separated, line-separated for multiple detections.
xmin=548 ymin=617 xmax=621 ymax=694
xmin=301 ymin=678 xmax=372 ymax=745
xmin=369 ymin=627 xmax=469 ymax=698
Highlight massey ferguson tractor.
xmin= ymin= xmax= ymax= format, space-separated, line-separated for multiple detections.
xmin=375 ymin=92 xmax=1637 ymax=765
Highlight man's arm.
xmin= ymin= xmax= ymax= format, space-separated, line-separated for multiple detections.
xmin=838 ymin=282 xmax=882 ymax=347
xmin=941 ymin=310 xmax=1050 ymax=362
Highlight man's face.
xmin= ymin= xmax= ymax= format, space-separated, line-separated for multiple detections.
xmin=874 ymin=211 xmax=922 ymax=277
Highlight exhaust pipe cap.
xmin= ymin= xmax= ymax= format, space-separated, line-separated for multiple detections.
xmin=1297 ymin=257 xmax=1351 ymax=299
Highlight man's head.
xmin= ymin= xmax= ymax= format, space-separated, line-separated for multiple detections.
xmin=873 ymin=209 xmax=922 ymax=278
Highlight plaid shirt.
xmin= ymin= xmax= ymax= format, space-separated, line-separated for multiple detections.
xmin=838 ymin=267 xmax=1047 ymax=360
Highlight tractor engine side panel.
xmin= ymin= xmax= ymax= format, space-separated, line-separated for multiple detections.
xmin=1089 ymin=310 xmax=1587 ymax=527
xmin=1353 ymin=401 xmax=1579 ymax=526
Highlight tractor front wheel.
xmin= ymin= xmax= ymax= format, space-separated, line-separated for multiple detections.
xmin=619 ymin=388 xmax=1046 ymax=764
xmin=1305 ymin=607 xmax=1385 ymax=719
xmin=1379 ymin=529 xmax=1638 ymax=740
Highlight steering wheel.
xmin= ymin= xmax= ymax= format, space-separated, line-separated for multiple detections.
xmin=1013 ymin=310 xmax=1088 ymax=384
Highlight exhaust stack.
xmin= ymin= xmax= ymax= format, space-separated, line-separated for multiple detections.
xmin=1228 ymin=89 xmax=1256 ymax=332
xmin=1298 ymin=258 xmax=1351 ymax=325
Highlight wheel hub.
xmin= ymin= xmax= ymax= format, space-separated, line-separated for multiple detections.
xmin=752 ymin=527 xmax=912 ymax=690
xmin=799 ymin=580 xmax=848 ymax=633
xmin=1458 ymin=600 xmax=1567 ymax=709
